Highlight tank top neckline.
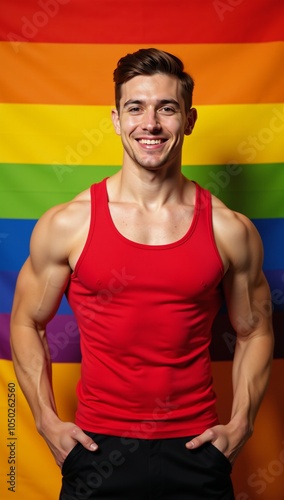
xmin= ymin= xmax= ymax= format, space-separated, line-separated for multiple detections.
xmin=100 ymin=177 xmax=202 ymax=250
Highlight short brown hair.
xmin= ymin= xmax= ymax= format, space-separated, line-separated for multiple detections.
xmin=113 ymin=48 xmax=194 ymax=113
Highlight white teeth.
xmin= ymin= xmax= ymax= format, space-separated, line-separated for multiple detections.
xmin=139 ymin=139 xmax=162 ymax=145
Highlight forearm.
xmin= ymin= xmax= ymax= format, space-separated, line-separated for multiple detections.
xmin=10 ymin=320 xmax=98 ymax=466
xmin=230 ymin=328 xmax=274 ymax=434
xmin=10 ymin=322 xmax=59 ymax=432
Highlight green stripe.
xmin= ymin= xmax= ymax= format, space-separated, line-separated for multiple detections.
xmin=0 ymin=163 xmax=283 ymax=219
xmin=183 ymin=163 xmax=284 ymax=218
xmin=0 ymin=164 xmax=120 ymax=218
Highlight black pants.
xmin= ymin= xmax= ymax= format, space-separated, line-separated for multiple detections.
xmin=60 ymin=433 xmax=235 ymax=500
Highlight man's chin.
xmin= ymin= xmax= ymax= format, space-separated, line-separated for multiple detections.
xmin=136 ymin=160 xmax=168 ymax=171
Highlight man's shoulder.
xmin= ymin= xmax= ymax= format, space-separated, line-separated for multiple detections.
xmin=211 ymin=194 xmax=252 ymax=231
xmin=210 ymin=193 xmax=263 ymax=270
xmin=34 ymin=188 xmax=91 ymax=241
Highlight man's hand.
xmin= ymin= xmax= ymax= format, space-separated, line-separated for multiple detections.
xmin=40 ymin=419 xmax=98 ymax=468
xmin=185 ymin=422 xmax=251 ymax=465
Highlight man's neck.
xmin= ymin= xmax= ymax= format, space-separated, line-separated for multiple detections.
xmin=108 ymin=166 xmax=190 ymax=210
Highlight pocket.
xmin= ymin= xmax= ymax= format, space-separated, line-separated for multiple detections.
xmin=205 ymin=442 xmax=232 ymax=472
xmin=61 ymin=442 xmax=83 ymax=476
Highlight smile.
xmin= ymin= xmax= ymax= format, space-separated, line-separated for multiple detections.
xmin=138 ymin=139 xmax=164 ymax=145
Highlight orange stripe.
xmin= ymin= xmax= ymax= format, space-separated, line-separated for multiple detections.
xmin=1 ymin=42 xmax=284 ymax=105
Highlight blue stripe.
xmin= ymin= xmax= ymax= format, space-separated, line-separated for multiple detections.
xmin=0 ymin=270 xmax=72 ymax=314
xmin=253 ymin=219 xmax=284 ymax=270
xmin=1 ymin=217 xmax=284 ymax=271
xmin=0 ymin=219 xmax=36 ymax=271
xmin=1 ymin=268 xmax=283 ymax=314
xmin=1 ymin=218 xmax=284 ymax=314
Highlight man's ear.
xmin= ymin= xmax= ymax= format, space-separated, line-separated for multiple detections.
xmin=184 ymin=107 xmax=198 ymax=136
xmin=111 ymin=108 xmax=121 ymax=135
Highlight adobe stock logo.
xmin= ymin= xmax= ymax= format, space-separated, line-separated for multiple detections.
xmin=76 ymin=267 xmax=135 ymax=324
xmin=6 ymin=0 xmax=71 ymax=53
xmin=213 ymin=0 xmax=245 ymax=22
xmin=236 ymin=440 xmax=284 ymax=499
xmin=52 ymin=119 xmax=113 ymax=182
xmin=238 ymin=106 xmax=284 ymax=162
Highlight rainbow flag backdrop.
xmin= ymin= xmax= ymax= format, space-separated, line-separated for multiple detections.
xmin=1 ymin=1 xmax=284 ymax=498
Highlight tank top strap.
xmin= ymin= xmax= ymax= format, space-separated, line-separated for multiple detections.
xmin=90 ymin=177 xmax=108 ymax=209
xmin=193 ymin=181 xmax=210 ymax=215
xmin=72 ymin=178 xmax=108 ymax=277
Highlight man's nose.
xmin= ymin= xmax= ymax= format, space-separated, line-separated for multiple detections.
xmin=142 ymin=110 xmax=161 ymax=132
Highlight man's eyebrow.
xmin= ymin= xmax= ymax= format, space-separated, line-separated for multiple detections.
xmin=123 ymin=99 xmax=181 ymax=109
xmin=123 ymin=99 xmax=143 ymax=108
xmin=159 ymin=99 xmax=181 ymax=108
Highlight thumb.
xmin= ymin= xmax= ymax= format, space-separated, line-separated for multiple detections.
xmin=72 ymin=427 xmax=98 ymax=451
xmin=185 ymin=428 xmax=215 ymax=450
xmin=81 ymin=433 xmax=98 ymax=451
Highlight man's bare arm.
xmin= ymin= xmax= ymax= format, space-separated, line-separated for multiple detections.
xmin=222 ymin=214 xmax=274 ymax=457
xmin=10 ymin=203 xmax=97 ymax=467
xmin=186 ymin=209 xmax=274 ymax=463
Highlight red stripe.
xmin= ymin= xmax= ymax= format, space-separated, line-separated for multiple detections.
xmin=1 ymin=0 xmax=283 ymax=44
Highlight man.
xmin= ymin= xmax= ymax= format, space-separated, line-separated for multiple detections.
xmin=10 ymin=48 xmax=274 ymax=499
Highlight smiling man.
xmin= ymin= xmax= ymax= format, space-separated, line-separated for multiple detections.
xmin=112 ymin=73 xmax=196 ymax=173
xmin=10 ymin=48 xmax=274 ymax=499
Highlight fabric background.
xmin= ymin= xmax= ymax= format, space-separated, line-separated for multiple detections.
xmin=0 ymin=1 xmax=284 ymax=498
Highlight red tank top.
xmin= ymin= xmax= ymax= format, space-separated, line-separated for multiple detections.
xmin=66 ymin=178 xmax=224 ymax=438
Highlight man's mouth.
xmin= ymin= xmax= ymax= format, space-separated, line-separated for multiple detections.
xmin=138 ymin=139 xmax=165 ymax=145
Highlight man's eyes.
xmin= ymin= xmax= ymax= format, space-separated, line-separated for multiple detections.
xmin=160 ymin=106 xmax=176 ymax=114
xmin=128 ymin=107 xmax=142 ymax=113
xmin=127 ymin=106 xmax=176 ymax=114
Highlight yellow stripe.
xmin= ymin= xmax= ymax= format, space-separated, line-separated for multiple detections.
xmin=1 ymin=103 xmax=283 ymax=165
xmin=0 ymin=360 xmax=79 ymax=499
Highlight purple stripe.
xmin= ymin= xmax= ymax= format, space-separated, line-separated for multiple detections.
xmin=46 ymin=315 xmax=81 ymax=363
xmin=0 ymin=314 xmax=13 ymax=360
xmin=0 ymin=314 xmax=81 ymax=363
xmin=1 ymin=312 xmax=283 ymax=362
xmin=211 ymin=311 xmax=283 ymax=360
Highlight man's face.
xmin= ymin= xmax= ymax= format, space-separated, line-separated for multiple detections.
xmin=112 ymin=73 xmax=197 ymax=173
